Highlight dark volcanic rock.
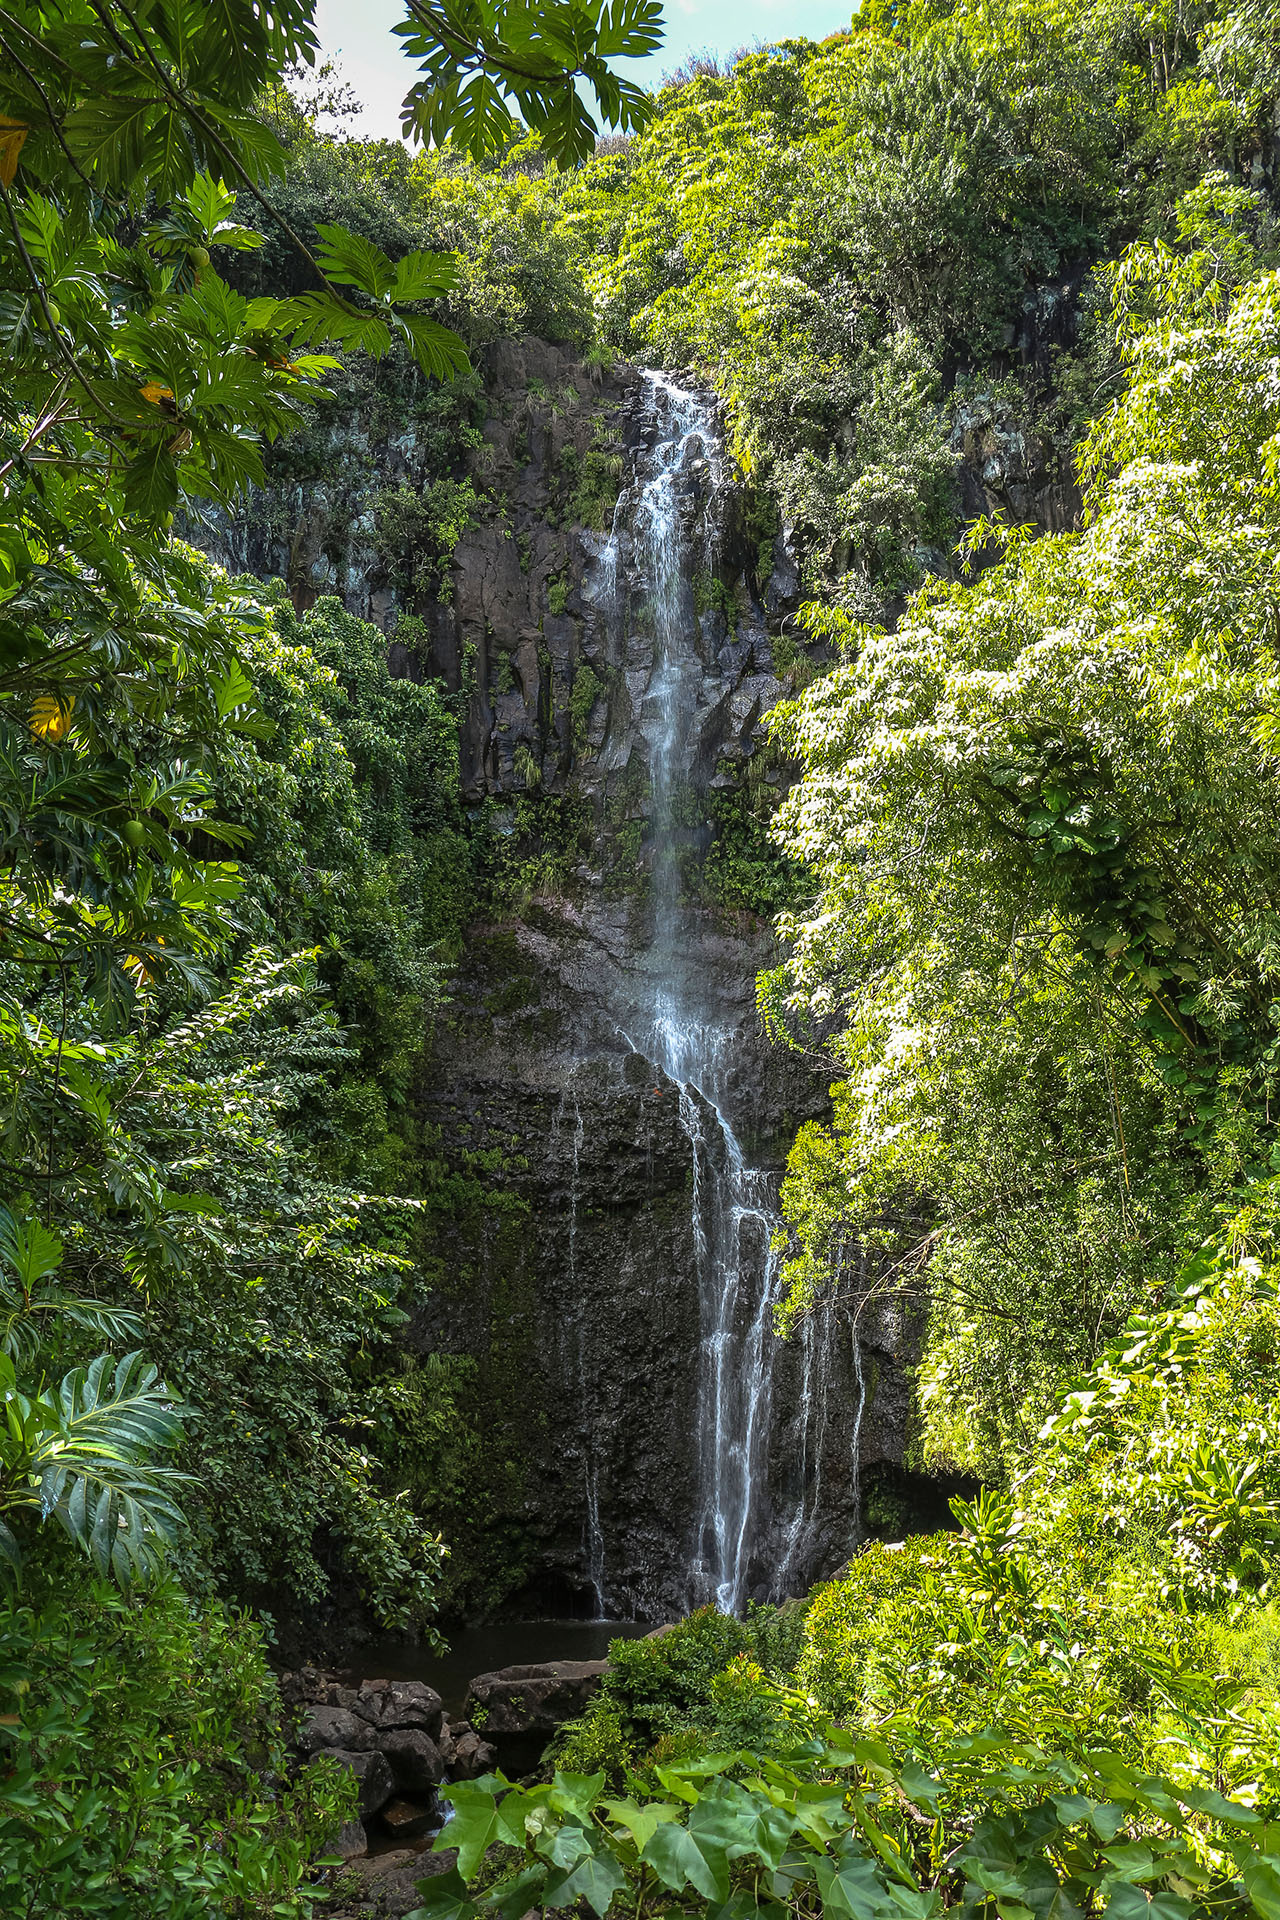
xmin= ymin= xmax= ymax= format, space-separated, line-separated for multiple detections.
xmin=379 ymin=1727 xmax=446 ymax=1792
xmin=352 ymin=1680 xmax=445 ymax=1739
xmin=320 ymin=1747 xmax=395 ymax=1818
xmin=464 ymin=1659 xmax=609 ymax=1735
xmin=332 ymin=1819 xmax=368 ymax=1861
xmin=439 ymin=1723 xmax=498 ymax=1781
xmin=299 ymin=1706 xmax=377 ymax=1755
xmin=411 ymin=888 xmax=874 ymax=1619
xmin=337 ymin=1848 xmax=454 ymax=1920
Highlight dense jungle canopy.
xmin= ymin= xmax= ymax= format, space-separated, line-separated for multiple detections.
xmin=6 ymin=0 xmax=1280 ymax=1912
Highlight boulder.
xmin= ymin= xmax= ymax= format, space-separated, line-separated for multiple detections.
xmin=318 ymin=1747 xmax=395 ymax=1818
xmin=380 ymin=1727 xmax=446 ymax=1792
xmin=440 ymin=1722 xmax=498 ymax=1780
xmin=298 ymin=1705 xmax=377 ymax=1755
xmin=381 ymin=1798 xmax=436 ymax=1841
xmin=463 ymin=1660 xmax=608 ymax=1737
xmin=331 ymin=1818 xmax=368 ymax=1860
xmin=339 ymin=1845 xmax=458 ymax=1920
xmin=352 ymin=1679 xmax=445 ymax=1738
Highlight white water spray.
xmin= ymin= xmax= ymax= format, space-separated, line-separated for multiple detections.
xmin=606 ymin=374 xmax=784 ymax=1614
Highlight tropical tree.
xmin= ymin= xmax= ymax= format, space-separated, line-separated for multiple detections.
xmin=0 ymin=0 xmax=667 ymax=1579
xmin=763 ymin=195 xmax=1280 ymax=1471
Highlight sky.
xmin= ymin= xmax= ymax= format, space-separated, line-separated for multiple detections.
xmin=311 ymin=0 xmax=850 ymax=142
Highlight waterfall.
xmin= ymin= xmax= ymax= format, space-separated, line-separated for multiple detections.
xmin=776 ymin=1308 xmax=829 ymax=1591
xmin=605 ymin=373 xmax=788 ymax=1614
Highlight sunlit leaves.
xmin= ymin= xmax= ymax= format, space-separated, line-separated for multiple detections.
xmin=394 ymin=0 xmax=662 ymax=166
xmin=766 ymin=246 xmax=1280 ymax=1472
xmin=313 ymin=221 xmax=400 ymax=299
xmin=293 ymin=225 xmax=469 ymax=376
xmin=416 ymin=1742 xmax=1280 ymax=1920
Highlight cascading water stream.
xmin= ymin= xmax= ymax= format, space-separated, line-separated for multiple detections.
xmin=606 ymin=374 xmax=786 ymax=1614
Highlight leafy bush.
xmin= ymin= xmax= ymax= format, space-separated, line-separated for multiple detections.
xmin=559 ymin=444 xmax=625 ymax=531
xmin=569 ymin=663 xmax=604 ymax=742
xmin=0 ymin=1572 xmax=350 ymax=1919
xmin=766 ymin=213 xmax=1280 ymax=1469
xmin=415 ymin=1738 xmax=1280 ymax=1920
xmin=792 ymin=1199 xmax=1280 ymax=1798
xmin=373 ymin=478 xmax=481 ymax=606
xmin=558 ymin=1606 xmax=816 ymax=1778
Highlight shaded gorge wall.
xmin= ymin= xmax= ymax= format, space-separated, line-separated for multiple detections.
xmin=396 ymin=363 xmax=920 ymax=1622
xmin=202 ymin=336 xmax=929 ymax=1625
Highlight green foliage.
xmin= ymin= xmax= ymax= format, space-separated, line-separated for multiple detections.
xmin=0 ymin=1339 xmax=186 ymax=1587
xmin=367 ymin=1349 xmax=482 ymax=1547
xmin=394 ymin=0 xmax=662 ymax=168
xmin=0 ymin=1569 xmax=350 ymax=1918
xmin=374 ymin=477 xmax=480 ymax=606
xmin=483 ymin=793 xmax=594 ymax=909
xmin=414 ymin=1737 xmax=1280 ymax=1920
xmin=766 ymin=218 xmax=1280 ymax=1470
xmin=789 ymin=1209 xmax=1280 ymax=1800
xmin=558 ymin=1607 xmax=816 ymax=1778
xmin=569 ymin=662 xmax=604 ymax=743
xmin=692 ymin=570 xmax=739 ymax=633
xmin=222 ymin=593 xmax=473 ymax=1185
xmin=513 ymin=742 xmax=543 ymax=789
xmin=0 ymin=944 xmax=449 ymax=1625
xmin=559 ymin=442 xmax=625 ymax=531
xmin=552 ymin=39 xmax=1043 ymax=594
xmin=702 ymin=756 xmax=807 ymax=920
xmin=548 ymin=0 xmax=1280 ymax=606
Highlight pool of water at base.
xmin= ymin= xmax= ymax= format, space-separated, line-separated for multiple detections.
xmin=334 ymin=1619 xmax=653 ymax=1719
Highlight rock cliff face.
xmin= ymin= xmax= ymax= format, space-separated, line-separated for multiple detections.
xmin=399 ymin=366 xmax=930 ymax=1621
xmin=414 ymin=897 xmax=853 ymax=1621
xmin=208 ymin=333 xmax=1078 ymax=1624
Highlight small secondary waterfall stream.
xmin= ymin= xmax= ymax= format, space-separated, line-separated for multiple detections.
xmin=605 ymin=374 xmax=789 ymax=1613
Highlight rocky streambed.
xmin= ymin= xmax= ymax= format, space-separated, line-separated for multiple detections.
xmin=284 ymin=1652 xmax=615 ymax=1918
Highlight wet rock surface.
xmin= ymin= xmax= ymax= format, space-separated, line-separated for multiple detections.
xmin=464 ymin=1658 xmax=609 ymax=1772
xmin=409 ymin=371 xmax=917 ymax=1620
xmin=204 ymin=340 xmax=931 ymax=1629
xmin=287 ymin=1649 xmax=614 ymax=1917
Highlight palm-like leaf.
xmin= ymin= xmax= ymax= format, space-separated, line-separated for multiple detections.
xmin=0 ymin=1206 xmax=143 ymax=1361
xmin=50 ymin=1458 xmax=188 ymax=1584
xmin=2 ymin=1352 xmax=189 ymax=1586
xmin=48 ymin=1350 xmax=186 ymax=1458
xmin=2 ymin=1294 xmax=144 ymax=1367
xmin=0 ymin=1207 xmax=62 ymax=1292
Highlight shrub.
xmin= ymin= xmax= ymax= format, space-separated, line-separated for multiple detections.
xmin=557 ymin=1606 xmax=814 ymax=1778
xmin=0 ymin=1570 xmax=351 ymax=1919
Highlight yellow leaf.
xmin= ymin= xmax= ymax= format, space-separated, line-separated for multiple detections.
xmin=30 ymin=694 xmax=75 ymax=743
xmin=0 ymin=119 xmax=28 ymax=189
xmin=139 ymin=382 xmax=176 ymax=407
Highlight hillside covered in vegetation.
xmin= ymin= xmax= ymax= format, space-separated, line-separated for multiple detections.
xmin=5 ymin=0 xmax=1280 ymax=1912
